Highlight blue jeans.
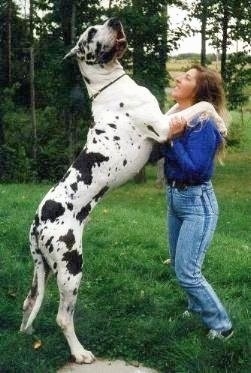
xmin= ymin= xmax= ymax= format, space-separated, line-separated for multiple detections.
xmin=167 ymin=181 xmax=232 ymax=332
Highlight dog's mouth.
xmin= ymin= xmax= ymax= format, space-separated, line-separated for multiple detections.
xmin=98 ymin=25 xmax=127 ymax=64
xmin=114 ymin=29 xmax=127 ymax=58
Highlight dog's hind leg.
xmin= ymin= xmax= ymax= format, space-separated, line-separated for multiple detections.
xmin=20 ymin=249 xmax=51 ymax=334
xmin=56 ymin=265 xmax=95 ymax=364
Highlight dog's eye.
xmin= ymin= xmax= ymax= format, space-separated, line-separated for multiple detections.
xmin=87 ymin=28 xmax=97 ymax=43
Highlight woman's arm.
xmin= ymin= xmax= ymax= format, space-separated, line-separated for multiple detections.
xmin=165 ymin=101 xmax=228 ymax=136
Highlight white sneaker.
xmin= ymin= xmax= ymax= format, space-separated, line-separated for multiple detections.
xmin=207 ymin=328 xmax=234 ymax=341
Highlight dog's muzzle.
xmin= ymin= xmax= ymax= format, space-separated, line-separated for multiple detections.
xmin=108 ymin=18 xmax=127 ymax=57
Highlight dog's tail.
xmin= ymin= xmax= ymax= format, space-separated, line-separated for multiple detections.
xmin=20 ymin=251 xmax=48 ymax=333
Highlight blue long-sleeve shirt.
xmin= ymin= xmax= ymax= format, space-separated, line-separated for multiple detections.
xmin=162 ymin=115 xmax=223 ymax=184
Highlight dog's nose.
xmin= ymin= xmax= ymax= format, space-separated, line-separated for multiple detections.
xmin=107 ymin=18 xmax=121 ymax=30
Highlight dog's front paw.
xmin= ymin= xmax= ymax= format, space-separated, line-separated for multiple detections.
xmin=70 ymin=348 xmax=95 ymax=364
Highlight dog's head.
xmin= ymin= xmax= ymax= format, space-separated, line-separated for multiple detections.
xmin=64 ymin=18 xmax=127 ymax=65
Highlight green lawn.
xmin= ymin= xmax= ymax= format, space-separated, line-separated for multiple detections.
xmin=0 ymin=119 xmax=250 ymax=372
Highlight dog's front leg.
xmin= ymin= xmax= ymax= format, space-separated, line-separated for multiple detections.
xmin=165 ymin=101 xmax=228 ymax=135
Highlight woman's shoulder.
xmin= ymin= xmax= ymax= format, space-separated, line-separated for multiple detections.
xmin=188 ymin=112 xmax=220 ymax=133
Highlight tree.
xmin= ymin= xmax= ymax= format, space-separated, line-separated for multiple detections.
xmin=29 ymin=0 xmax=38 ymax=175
xmin=7 ymin=0 xmax=12 ymax=84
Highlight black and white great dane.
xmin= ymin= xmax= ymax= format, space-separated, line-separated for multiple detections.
xmin=20 ymin=18 xmax=226 ymax=363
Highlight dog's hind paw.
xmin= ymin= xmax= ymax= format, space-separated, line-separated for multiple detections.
xmin=19 ymin=323 xmax=34 ymax=335
xmin=70 ymin=349 xmax=95 ymax=364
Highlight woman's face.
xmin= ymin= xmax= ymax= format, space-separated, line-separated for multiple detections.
xmin=171 ymin=68 xmax=198 ymax=106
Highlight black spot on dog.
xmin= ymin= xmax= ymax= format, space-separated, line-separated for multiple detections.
xmin=45 ymin=236 xmax=54 ymax=248
xmin=83 ymin=75 xmax=90 ymax=84
xmin=95 ymin=41 xmax=102 ymax=57
xmin=34 ymin=214 xmax=39 ymax=227
xmin=62 ymin=250 xmax=83 ymax=276
xmin=95 ymin=129 xmax=105 ymax=135
xmin=108 ymin=123 xmax=117 ymax=129
xmin=114 ymin=136 xmax=120 ymax=141
xmin=31 ymin=214 xmax=40 ymax=236
xmin=41 ymin=200 xmax=65 ymax=222
xmin=93 ymin=186 xmax=109 ymax=202
xmin=73 ymin=288 xmax=77 ymax=295
xmin=123 ymin=159 xmax=127 ymax=166
xmin=78 ymin=41 xmax=85 ymax=53
xmin=86 ymin=60 xmax=97 ymax=65
xmin=67 ymin=202 xmax=73 ymax=211
xmin=99 ymin=45 xmax=116 ymax=64
xmin=72 ymin=150 xmax=109 ymax=185
xmin=87 ymin=27 xmax=97 ymax=43
xmin=115 ymin=116 xmax=119 ymax=120
xmin=70 ymin=182 xmax=78 ymax=192
xmin=126 ymin=112 xmax=130 ymax=116
xmin=58 ymin=229 xmax=76 ymax=250
xmin=147 ymin=125 xmax=159 ymax=137
xmin=93 ymin=138 xmax=97 ymax=144
xmin=86 ymin=52 xmax=95 ymax=60
xmin=120 ymin=102 xmax=124 ymax=107
xmin=30 ymin=278 xmax=38 ymax=298
xmin=76 ymin=202 xmax=91 ymax=224
xmin=53 ymin=262 xmax=57 ymax=270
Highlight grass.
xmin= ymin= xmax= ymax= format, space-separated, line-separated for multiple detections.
xmin=0 ymin=114 xmax=250 ymax=373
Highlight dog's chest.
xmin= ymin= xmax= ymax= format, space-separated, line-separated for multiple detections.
xmin=89 ymin=108 xmax=147 ymax=150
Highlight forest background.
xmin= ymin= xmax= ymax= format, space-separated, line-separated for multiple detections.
xmin=0 ymin=0 xmax=250 ymax=183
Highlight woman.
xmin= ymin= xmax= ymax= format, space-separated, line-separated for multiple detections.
xmin=163 ymin=65 xmax=233 ymax=340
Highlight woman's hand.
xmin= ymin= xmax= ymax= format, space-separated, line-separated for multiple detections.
xmin=168 ymin=117 xmax=187 ymax=140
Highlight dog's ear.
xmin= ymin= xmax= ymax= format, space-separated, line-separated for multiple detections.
xmin=63 ymin=46 xmax=79 ymax=60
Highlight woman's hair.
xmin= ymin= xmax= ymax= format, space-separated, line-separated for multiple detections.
xmin=191 ymin=64 xmax=229 ymax=160
xmin=191 ymin=64 xmax=230 ymax=125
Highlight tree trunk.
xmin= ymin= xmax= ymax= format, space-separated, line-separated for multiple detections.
xmin=131 ymin=0 xmax=146 ymax=183
xmin=30 ymin=0 xmax=37 ymax=171
xmin=71 ymin=1 xmax=76 ymax=44
xmin=7 ymin=0 xmax=12 ymax=84
xmin=68 ymin=1 xmax=76 ymax=164
xmin=221 ymin=4 xmax=230 ymax=81
xmin=200 ymin=1 xmax=207 ymax=66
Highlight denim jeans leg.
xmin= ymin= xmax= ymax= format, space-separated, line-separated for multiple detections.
xmin=168 ymin=185 xmax=232 ymax=331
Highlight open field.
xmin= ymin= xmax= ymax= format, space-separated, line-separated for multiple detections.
xmin=0 ymin=116 xmax=250 ymax=373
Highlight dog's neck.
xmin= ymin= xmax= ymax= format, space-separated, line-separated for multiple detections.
xmin=77 ymin=59 xmax=125 ymax=99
